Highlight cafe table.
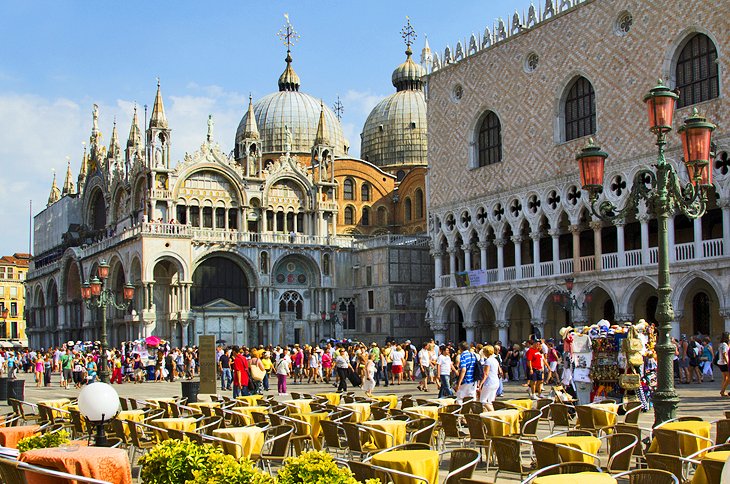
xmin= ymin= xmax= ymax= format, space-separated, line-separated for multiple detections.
xmin=233 ymin=405 xmax=269 ymax=425
xmin=533 ymin=472 xmax=616 ymax=484
xmin=236 ymin=395 xmax=264 ymax=406
xmin=290 ymin=412 xmax=328 ymax=449
xmin=648 ymin=421 xmax=712 ymax=456
xmin=361 ymin=420 xmax=407 ymax=450
xmin=505 ymin=399 xmax=534 ymax=410
xmin=37 ymin=399 xmax=72 ymax=419
xmin=480 ymin=409 xmax=521 ymax=436
xmin=212 ymin=426 xmax=265 ymax=460
xmin=425 ymin=398 xmax=456 ymax=407
xmin=371 ymin=394 xmax=399 ymax=409
xmin=691 ymin=450 xmax=730 ymax=484
xmin=340 ymin=403 xmax=371 ymax=423
xmin=0 ymin=424 xmax=40 ymax=448
xmin=315 ymin=393 xmax=341 ymax=406
xmin=284 ymin=399 xmax=313 ymax=415
xmin=188 ymin=401 xmax=221 ymax=412
xmin=20 ymin=446 xmax=133 ymax=484
xmin=404 ymin=406 xmax=440 ymax=420
xmin=150 ymin=417 xmax=197 ymax=441
xmin=544 ymin=435 xmax=601 ymax=463
xmin=370 ymin=449 xmax=439 ymax=484
xmin=117 ymin=410 xmax=146 ymax=437
xmin=586 ymin=402 xmax=619 ymax=428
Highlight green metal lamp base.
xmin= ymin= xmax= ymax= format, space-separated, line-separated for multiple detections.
xmin=653 ymin=391 xmax=679 ymax=426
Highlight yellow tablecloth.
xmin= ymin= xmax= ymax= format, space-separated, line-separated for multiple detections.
xmin=236 ymin=395 xmax=264 ymax=406
xmin=692 ymin=451 xmax=730 ymax=484
xmin=362 ymin=420 xmax=407 ymax=449
xmin=38 ymin=398 xmax=71 ymax=418
xmin=117 ymin=409 xmax=145 ymax=437
xmin=545 ymin=436 xmax=601 ymax=463
xmin=506 ymin=399 xmax=534 ymax=410
xmin=284 ymin=399 xmax=313 ymax=414
xmin=150 ymin=417 xmax=197 ymax=441
xmin=533 ymin=472 xmax=616 ymax=484
xmin=315 ymin=393 xmax=341 ymax=406
xmin=648 ymin=421 xmax=712 ymax=456
xmin=587 ymin=403 xmax=619 ymax=428
xmin=371 ymin=449 xmax=439 ymax=484
xmin=291 ymin=412 xmax=328 ymax=449
xmin=188 ymin=401 xmax=221 ymax=412
xmin=212 ymin=426 xmax=265 ymax=460
xmin=372 ymin=394 xmax=398 ymax=409
xmin=405 ymin=406 xmax=440 ymax=420
xmin=145 ymin=397 xmax=176 ymax=409
xmin=233 ymin=406 xmax=269 ymax=425
xmin=341 ymin=403 xmax=371 ymax=423
xmin=481 ymin=409 xmax=521 ymax=436
xmin=426 ymin=398 xmax=456 ymax=407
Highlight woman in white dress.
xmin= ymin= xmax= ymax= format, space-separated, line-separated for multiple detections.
xmin=479 ymin=345 xmax=502 ymax=411
xmin=362 ymin=353 xmax=376 ymax=397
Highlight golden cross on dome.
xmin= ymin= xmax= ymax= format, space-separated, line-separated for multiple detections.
xmin=401 ymin=16 xmax=417 ymax=49
xmin=277 ymin=13 xmax=300 ymax=52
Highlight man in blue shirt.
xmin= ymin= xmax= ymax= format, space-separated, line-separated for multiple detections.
xmin=454 ymin=341 xmax=478 ymax=403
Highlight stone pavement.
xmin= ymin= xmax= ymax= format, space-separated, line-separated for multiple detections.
xmin=5 ymin=370 xmax=729 ymax=425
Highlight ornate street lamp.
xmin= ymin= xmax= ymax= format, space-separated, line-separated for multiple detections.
xmin=82 ymin=260 xmax=135 ymax=383
xmin=576 ymin=79 xmax=716 ymax=426
xmin=551 ymin=277 xmax=592 ymax=324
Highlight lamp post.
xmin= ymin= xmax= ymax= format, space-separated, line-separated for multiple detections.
xmin=81 ymin=260 xmax=135 ymax=384
xmin=576 ymin=80 xmax=716 ymax=426
xmin=1 ymin=307 xmax=8 ymax=340
xmin=551 ymin=277 xmax=592 ymax=324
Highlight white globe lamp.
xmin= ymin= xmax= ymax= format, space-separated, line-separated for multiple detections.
xmin=78 ymin=382 xmax=119 ymax=446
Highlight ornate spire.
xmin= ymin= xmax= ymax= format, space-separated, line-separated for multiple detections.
xmin=314 ymin=100 xmax=329 ymax=146
xmin=108 ymin=119 xmax=121 ymax=159
xmin=243 ymin=95 xmax=260 ymax=139
xmin=47 ymin=171 xmax=61 ymax=206
xmin=401 ymin=16 xmax=417 ymax=58
xmin=127 ymin=104 xmax=142 ymax=148
xmin=78 ymin=142 xmax=88 ymax=185
xmin=149 ymin=78 xmax=168 ymax=128
xmin=421 ymin=35 xmax=433 ymax=71
xmin=277 ymin=14 xmax=301 ymax=92
xmin=392 ymin=18 xmax=426 ymax=92
xmin=62 ymin=157 xmax=75 ymax=196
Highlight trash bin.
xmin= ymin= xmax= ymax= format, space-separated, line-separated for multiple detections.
xmin=181 ymin=380 xmax=200 ymax=404
xmin=0 ymin=377 xmax=8 ymax=402
xmin=7 ymin=379 xmax=24 ymax=403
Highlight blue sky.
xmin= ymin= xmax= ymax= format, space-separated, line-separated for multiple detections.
xmin=0 ymin=0 xmax=524 ymax=256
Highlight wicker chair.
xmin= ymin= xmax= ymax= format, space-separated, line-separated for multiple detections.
xmin=442 ymin=448 xmax=480 ymax=484
xmin=615 ymin=423 xmax=648 ymax=465
xmin=439 ymin=413 xmax=468 ymax=448
xmin=645 ymin=453 xmax=698 ymax=483
xmin=532 ymin=440 xmax=562 ymax=469
xmin=126 ymin=420 xmax=158 ymax=463
xmin=520 ymin=410 xmax=542 ymax=440
xmin=462 ymin=401 xmax=484 ymax=415
xmin=575 ymin=405 xmax=613 ymax=436
xmin=521 ymin=462 xmax=602 ymax=483
xmin=622 ymin=401 xmax=644 ymax=425
xmin=698 ymin=458 xmax=725 ymax=484
xmin=549 ymin=403 xmax=574 ymax=432
xmin=614 ymin=468 xmax=679 ymax=484
xmin=408 ymin=417 xmax=437 ymax=447
xmin=491 ymin=436 xmax=533 ymax=481
xmin=0 ymin=456 xmax=26 ymax=484
xmin=346 ymin=460 xmax=381 ymax=481
xmin=653 ymin=428 xmax=682 ymax=456
xmin=463 ymin=414 xmax=492 ymax=467
xmin=251 ymin=424 xmax=294 ymax=473
xmin=602 ymin=433 xmax=639 ymax=473
xmin=320 ymin=420 xmax=348 ymax=456
xmin=714 ymin=418 xmax=730 ymax=444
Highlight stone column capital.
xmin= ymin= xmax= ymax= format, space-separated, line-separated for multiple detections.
xmin=589 ymin=221 xmax=603 ymax=231
xmin=477 ymin=241 xmax=490 ymax=249
xmin=548 ymin=228 xmax=561 ymax=238
xmin=511 ymin=235 xmax=523 ymax=244
xmin=463 ymin=320 xmax=479 ymax=329
xmin=494 ymin=320 xmax=510 ymax=329
xmin=530 ymin=231 xmax=542 ymax=241
xmin=569 ymin=224 xmax=581 ymax=234
xmin=430 ymin=321 xmax=448 ymax=332
xmin=494 ymin=239 xmax=506 ymax=248
xmin=431 ymin=250 xmax=443 ymax=257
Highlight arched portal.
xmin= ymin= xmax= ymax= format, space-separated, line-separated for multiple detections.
xmin=677 ymin=278 xmax=721 ymax=337
xmin=88 ymin=189 xmax=107 ymax=231
xmin=471 ymin=296 xmax=497 ymax=343
xmin=443 ymin=300 xmax=465 ymax=343
xmin=586 ymin=286 xmax=615 ymax=324
xmin=191 ymin=255 xmax=252 ymax=347
xmin=628 ymin=282 xmax=658 ymax=325
xmin=64 ymin=262 xmax=84 ymax=342
xmin=505 ymin=293 xmax=532 ymax=343
xmin=46 ymin=280 xmax=59 ymax=348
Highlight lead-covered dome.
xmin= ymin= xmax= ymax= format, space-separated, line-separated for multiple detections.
xmin=360 ymin=47 xmax=427 ymax=171
xmin=235 ymin=52 xmax=348 ymax=156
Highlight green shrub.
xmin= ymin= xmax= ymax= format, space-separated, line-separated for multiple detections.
xmin=189 ymin=454 xmax=275 ymax=484
xmin=139 ymin=439 xmax=223 ymax=484
xmin=277 ymin=451 xmax=361 ymax=484
xmin=17 ymin=430 xmax=70 ymax=452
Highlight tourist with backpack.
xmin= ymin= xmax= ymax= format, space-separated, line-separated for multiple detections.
xmin=455 ymin=342 xmax=479 ymax=403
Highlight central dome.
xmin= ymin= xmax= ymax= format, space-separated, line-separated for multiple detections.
xmin=235 ymin=53 xmax=348 ymax=156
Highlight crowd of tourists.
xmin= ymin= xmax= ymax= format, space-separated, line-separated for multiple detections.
xmin=0 ymin=329 xmax=728 ymax=403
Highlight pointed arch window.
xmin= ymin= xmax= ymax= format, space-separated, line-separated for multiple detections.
xmin=404 ymin=198 xmax=412 ymax=222
xmin=564 ymin=77 xmax=596 ymax=141
xmin=415 ymin=189 xmax=424 ymax=219
xmin=477 ymin=111 xmax=502 ymax=167
xmin=676 ymin=33 xmax=719 ymax=108
xmin=361 ymin=183 xmax=370 ymax=201
xmin=343 ymin=178 xmax=354 ymax=200
xmin=344 ymin=206 xmax=354 ymax=225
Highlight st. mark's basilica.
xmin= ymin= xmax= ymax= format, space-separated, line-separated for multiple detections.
xmin=26 ymin=18 xmax=432 ymax=348
xmin=25 ymin=0 xmax=730 ymax=349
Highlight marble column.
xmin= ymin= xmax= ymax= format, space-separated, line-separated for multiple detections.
xmin=531 ymin=232 xmax=541 ymax=276
xmin=495 ymin=239 xmax=505 ymax=281
xmin=569 ymin=224 xmax=581 ymax=274
xmin=720 ymin=201 xmax=730 ymax=256
xmin=667 ymin=214 xmax=676 ymax=262
xmin=464 ymin=321 xmax=478 ymax=344
xmin=639 ymin=214 xmax=650 ymax=264
xmin=693 ymin=217 xmax=703 ymax=259
xmin=616 ymin=220 xmax=626 ymax=268
xmin=531 ymin=319 xmax=545 ymax=339
xmin=721 ymin=309 xmax=730 ymax=333
xmin=495 ymin=320 xmax=509 ymax=345
xmin=430 ymin=321 xmax=447 ymax=346
xmin=448 ymin=248 xmax=457 ymax=275
xmin=478 ymin=241 xmax=488 ymax=272
xmin=512 ymin=236 xmax=522 ymax=278
xmin=463 ymin=245 xmax=472 ymax=272
xmin=549 ymin=229 xmax=561 ymax=275
xmin=670 ymin=310 xmax=683 ymax=340
xmin=590 ymin=221 xmax=602 ymax=271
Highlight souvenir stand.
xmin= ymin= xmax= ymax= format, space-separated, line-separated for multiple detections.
xmin=589 ymin=322 xmax=624 ymax=403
